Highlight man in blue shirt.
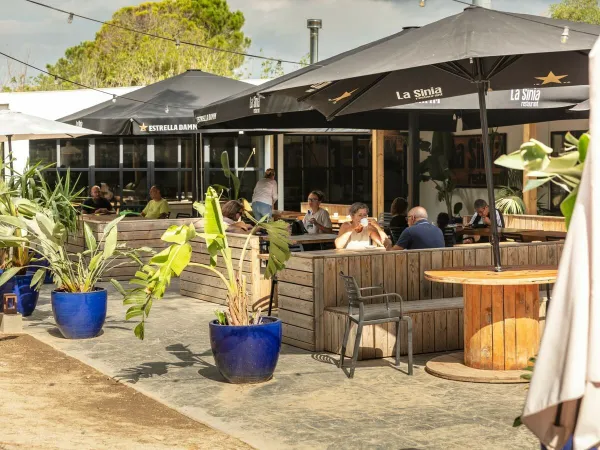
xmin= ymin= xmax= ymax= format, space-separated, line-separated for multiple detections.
xmin=386 ymin=206 xmax=445 ymax=250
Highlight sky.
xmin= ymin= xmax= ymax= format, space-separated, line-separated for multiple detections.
xmin=1 ymin=0 xmax=557 ymax=84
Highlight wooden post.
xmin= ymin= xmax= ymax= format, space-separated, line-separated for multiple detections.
xmin=522 ymin=124 xmax=538 ymax=215
xmin=371 ymin=130 xmax=385 ymax=218
xmin=407 ymin=112 xmax=420 ymax=208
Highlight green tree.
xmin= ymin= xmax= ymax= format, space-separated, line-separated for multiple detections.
xmin=33 ymin=0 xmax=250 ymax=90
xmin=549 ymin=0 xmax=600 ymax=24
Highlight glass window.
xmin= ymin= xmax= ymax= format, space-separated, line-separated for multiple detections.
xmin=155 ymin=138 xmax=178 ymax=168
xmin=355 ymin=137 xmax=371 ymax=168
xmin=122 ymin=171 xmax=148 ymax=203
xmin=181 ymin=137 xmax=194 ymax=169
xmin=181 ymin=170 xmax=193 ymax=200
xmin=283 ymin=167 xmax=303 ymax=210
xmin=95 ymin=138 xmax=119 ymax=168
xmin=238 ymin=135 xmax=262 ymax=170
xmin=329 ymin=136 xmax=353 ymax=169
xmin=283 ymin=136 xmax=303 ymax=168
xmin=209 ymin=170 xmax=230 ymax=192
xmin=209 ymin=137 xmax=235 ymax=167
xmin=304 ymin=168 xmax=328 ymax=199
xmin=304 ymin=136 xmax=328 ymax=167
xmin=29 ymin=139 xmax=57 ymax=167
xmin=238 ymin=170 xmax=258 ymax=201
xmin=123 ymin=138 xmax=147 ymax=168
xmin=59 ymin=139 xmax=88 ymax=168
xmin=155 ymin=171 xmax=178 ymax=200
xmin=57 ymin=170 xmax=89 ymax=193
xmin=329 ymin=168 xmax=353 ymax=204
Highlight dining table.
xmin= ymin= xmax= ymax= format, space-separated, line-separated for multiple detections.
xmin=455 ymin=226 xmax=567 ymax=242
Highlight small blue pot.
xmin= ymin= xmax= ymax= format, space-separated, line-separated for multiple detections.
xmin=51 ymin=289 xmax=107 ymax=339
xmin=209 ymin=317 xmax=282 ymax=384
xmin=0 ymin=272 xmax=39 ymax=316
xmin=26 ymin=260 xmax=53 ymax=284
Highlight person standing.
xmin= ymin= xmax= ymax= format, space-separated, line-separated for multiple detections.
xmin=141 ymin=185 xmax=170 ymax=219
xmin=82 ymin=185 xmax=113 ymax=214
xmin=386 ymin=206 xmax=445 ymax=250
xmin=303 ymin=190 xmax=332 ymax=234
xmin=251 ymin=169 xmax=278 ymax=220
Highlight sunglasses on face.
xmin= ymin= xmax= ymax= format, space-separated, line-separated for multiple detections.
xmin=308 ymin=198 xmax=319 ymax=202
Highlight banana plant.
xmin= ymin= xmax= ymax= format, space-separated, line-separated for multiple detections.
xmin=495 ymin=132 xmax=588 ymax=229
xmin=220 ymin=148 xmax=256 ymax=200
xmin=114 ymin=186 xmax=292 ymax=340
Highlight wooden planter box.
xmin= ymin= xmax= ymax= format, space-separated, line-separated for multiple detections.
xmin=504 ymin=214 xmax=566 ymax=232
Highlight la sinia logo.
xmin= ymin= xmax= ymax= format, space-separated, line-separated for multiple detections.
xmin=328 ymin=89 xmax=358 ymax=104
xmin=534 ymin=71 xmax=569 ymax=85
xmin=396 ymin=86 xmax=443 ymax=101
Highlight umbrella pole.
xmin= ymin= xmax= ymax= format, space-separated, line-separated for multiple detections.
xmin=7 ymin=134 xmax=14 ymax=177
xmin=477 ymin=82 xmax=502 ymax=271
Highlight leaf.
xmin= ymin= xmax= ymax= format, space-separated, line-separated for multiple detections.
xmin=110 ymin=279 xmax=127 ymax=296
xmin=88 ymin=253 xmax=103 ymax=273
xmin=520 ymin=373 xmax=532 ymax=381
xmin=578 ymin=133 xmax=590 ymax=163
xmin=524 ymin=177 xmax=553 ymax=192
xmin=560 ymin=187 xmax=579 ymax=230
xmin=103 ymin=215 xmax=125 ymax=237
xmin=0 ymin=267 xmax=20 ymax=288
xmin=103 ymin=225 xmax=118 ymax=259
xmin=134 ymin=322 xmax=145 ymax=340
xmin=125 ymin=306 xmax=144 ymax=320
xmin=30 ymin=268 xmax=46 ymax=289
xmin=495 ymin=151 xmax=527 ymax=171
xmin=161 ymin=224 xmax=195 ymax=245
xmin=513 ymin=416 xmax=523 ymax=427
xmin=221 ymin=152 xmax=241 ymax=199
xmin=83 ymin=223 xmax=97 ymax=252
xmin=520 ymin=140 xmax=553 ymax=172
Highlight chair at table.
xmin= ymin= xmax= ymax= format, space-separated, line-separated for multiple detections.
xmin=378 ymin=212 xmax=393 ymax=228
xmin=389 ymin=226 xmax=407 ymax=244
xmin=338 ymin=272 xmax=413 ymax=378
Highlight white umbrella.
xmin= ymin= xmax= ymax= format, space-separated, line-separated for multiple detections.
xmin=0 ymin=109 xmax=101 ymax=173
xmin=521 ymin=39 xmax=600 ymax=450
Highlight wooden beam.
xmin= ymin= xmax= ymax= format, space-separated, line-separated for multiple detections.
xmin=372 ymin=130 xmax=385 ymax=218
xmin=522 ymin=124 xmax=538 ymax=215
xmin=407 ymin=112 xmax=420 ymax=208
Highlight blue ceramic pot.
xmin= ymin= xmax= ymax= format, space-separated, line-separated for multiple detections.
xmin=209 ymin=317 xmax=282 ymax=384
xmin=0 ymin=272 xmax=39 ymax=317
xmin=26 ymin=259 xmax=53 ymax=284
xmin=51 ymin=289 xmax=107 ymax=339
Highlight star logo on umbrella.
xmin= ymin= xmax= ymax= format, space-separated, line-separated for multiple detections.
xmin=329 ymin=89 xmax=358 ymax=104
xmin=535 ymin=71 xmax=569 ymax=85
xmin=139 ymin=123 xmax=148 ymax=132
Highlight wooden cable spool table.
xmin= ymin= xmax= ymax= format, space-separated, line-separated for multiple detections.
xmin=423 ymin=266 xmax=558 ymax=382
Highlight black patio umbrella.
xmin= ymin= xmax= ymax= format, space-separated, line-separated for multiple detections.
xmin=60 ymin=70 xmax=251 ymax=135
xmin=571 ymin=99 xmax=590 ymax=112
xmin=257 ymin=6 xmax=599 ymax=270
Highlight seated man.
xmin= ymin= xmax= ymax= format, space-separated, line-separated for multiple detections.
xmin=141 ymin=185 xmax=170 ymax=219
xmin=385 ymin=206 xmax=445 ymax=251
xmin=221 ymin=200 xmax=252 ymax=234
xmin=465 ymin=199 xmax=504 ymax=243
xmin=82 ymin=185 xmax=113 ymax=214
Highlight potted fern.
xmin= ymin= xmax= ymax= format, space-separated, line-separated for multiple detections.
xmin=115 ymin=186 xmax=292 ymax=384
xmin=0 ymin=212 xmax=146 ymax=339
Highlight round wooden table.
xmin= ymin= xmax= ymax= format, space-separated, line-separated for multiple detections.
xmin=425 ymin=266 xmax=557 ymax=371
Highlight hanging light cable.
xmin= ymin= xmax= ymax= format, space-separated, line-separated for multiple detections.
xmin=67 ymin=12 xmax=73 ymax=24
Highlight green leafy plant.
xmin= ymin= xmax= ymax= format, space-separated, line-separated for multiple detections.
xmin=495 ymin=170 xmax=526 ymax=215
xmin=495 ymin=132 xmax=588 ymax=229
xmin=420 ymin=132 xmax=456 ymax=216
xmin=114 ymin=186 xmax=292 ymax=340
xmin=220 ymin=148 xmax=256 ymax=200
xmin=0 ymin=212 xmax=147 ymax=292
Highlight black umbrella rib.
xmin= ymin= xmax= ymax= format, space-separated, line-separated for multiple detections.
xmin=487 ymin=55 xmax=522 ymax=79
xmin=297 ymin=80 xmax=342 ymax=102
xmin=444 ymin=61 xmax=475 ymax=82
xmin=326 ymin=72 xmax=392 ymax=120
xmin=432 ymin=63 xmax=474 ymax=83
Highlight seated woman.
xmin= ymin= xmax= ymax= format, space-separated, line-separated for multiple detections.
xmin=221 ymin=200 xmax=252 ymax=234
xmin=302 ymin=190 xmax=333 ymax=234
xmin=437 ymin=212 xmax=456 ymax=247
xmin=389 ymin=197 xmax=409 ymax=243
xmin=335 ymin=202 xmax=388 ymax=250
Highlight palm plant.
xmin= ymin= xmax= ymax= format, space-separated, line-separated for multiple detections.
xmin=421 ymin=132 xmax=456 ymax=216
xmin=218 ymin=149 xmax=256 ymax=200
xmin=495 ymin=170 xmax=526 ymax=215
xmin=114 ymin=186 xmax=292 ymax=340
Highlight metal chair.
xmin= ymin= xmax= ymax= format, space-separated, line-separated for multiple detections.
xmin=338 ymin=272 xmax=413 ymax=378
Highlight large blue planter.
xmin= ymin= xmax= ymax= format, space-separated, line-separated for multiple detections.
xmin=209 ymin=317 xmax=282 ymax=384
xmin=0 ymin=272 xmax=39 ymax=316
xmin=51 ymin=289 xmax=107 ymax=339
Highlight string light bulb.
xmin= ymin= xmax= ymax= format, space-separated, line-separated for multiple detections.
xmin=561 ymin=26 xmax=569 ymax=44
xmin=67 ymin=13 xmax=74 ymax=24
xmin=419 ymin=0 xmax=425 ymax=6
xmin=165 ymin=104 xmax=170 ymax=113
xmin=175 ymin=38 xmax=180 ymax=49
xmin=54 ymin=75 xmax=59 ymax=85
xmin=112 ymin=95 xmax=117 ymax=103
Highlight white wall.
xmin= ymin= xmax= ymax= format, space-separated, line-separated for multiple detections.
xmin=418 ymin=118 xmax=589 ymax=220
xmin=0 ymin=87 xmax=141 ymax=173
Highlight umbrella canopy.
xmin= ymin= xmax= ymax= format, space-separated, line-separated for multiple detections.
xmin=571 ymin=99 xmax=590 ymax=112
xmin=258 ymin=6 xmax=599 ymax=270
xmin=521 ymin=39 xmax=600 ymax=450
xmin=0 ymin=109 xmax=101 ymax=141
xmin=60 ymin=70 xmax=251 ymax=135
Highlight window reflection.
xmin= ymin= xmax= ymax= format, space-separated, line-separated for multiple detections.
xmin=181 ymin=137 xmax=193 ymax=169
xmin=29 ymin=139 xmax=57 ymax=167
xmin=59 ymin=139 xmax=88 ymax=168
xmin=95 ymin=139 xmax=119 ymax=168
xmin=155 ymin=138 xmax=178 ymax=168
xmin=155 ymin=171 xmax=178 ymax=200
xmin=122 ymin=171 xmax=148 ymax=203
xmin=210 ymin=137 xmax=235 ymax=167
xmin=123 ymin=139 xmax=147 ymax=168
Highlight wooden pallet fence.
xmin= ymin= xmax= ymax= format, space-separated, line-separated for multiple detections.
xmin=504 ymin=214 xmax=566 ymax=232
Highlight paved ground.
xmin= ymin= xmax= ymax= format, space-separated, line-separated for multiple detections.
xmin=0 ymin=334 xmax=250 ymax=450
xmin=23 ymin=281 xmax=538 ymax=450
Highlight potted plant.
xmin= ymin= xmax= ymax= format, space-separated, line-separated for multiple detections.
xmin=420 ymin=132 xmax=457 ymax=216
xmin=0 ymin=212 xmax=146 ymax=338
xmin=114 ymin=186 xmax=292 ymax=383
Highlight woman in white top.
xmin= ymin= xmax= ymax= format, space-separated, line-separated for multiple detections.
xmin=335 ymin=202 xmax=388 ymax=250
xmin=303 ymin=190 xmax=333 ymax=234
xmin=251 ymin=169 xmax=278 ymax=220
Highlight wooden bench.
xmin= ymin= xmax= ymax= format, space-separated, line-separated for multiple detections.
xmin=324 ymin=297 xmax=464 ymax=360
